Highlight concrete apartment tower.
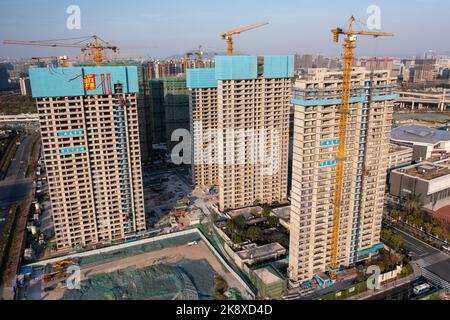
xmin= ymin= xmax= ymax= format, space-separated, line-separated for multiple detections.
xmin=288 ymin=68 xmax=397 ymax=283
xmin=187 ymin=56 xmax=293 ymax=211
xmin=29 ymin=66 xmax=146 ymax=250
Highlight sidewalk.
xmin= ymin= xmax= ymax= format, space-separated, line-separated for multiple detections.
xmin=347 ymin=273 xmax=417 ymax=300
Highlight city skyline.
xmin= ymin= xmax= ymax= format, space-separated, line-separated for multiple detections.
xmin=0 ymin=0 xmax=449 ymax=58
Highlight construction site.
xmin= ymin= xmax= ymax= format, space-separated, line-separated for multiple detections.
xmin=17 ymin=230 xmax=252 ymax=300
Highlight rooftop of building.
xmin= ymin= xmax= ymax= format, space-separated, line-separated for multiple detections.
xmin=395 ymin=160 xmax=450 ymax=181
xmin=236 ymin=242 xmax=286 ymax=261
xmin=391 ymin=125 xmax=450 ymax=145
xmin=389 ymin=143 xmax=413 ymax=154
xmin=253 ymin=265 xmax=284 ymax=285
xmin=186 ymin=55 xmax=294 ymax=89
xmin=227 ymin=206 xmax=263 ymax=220
xmin=29 ymin=65 xmax=139 ymax=98
xmin=296 ymin=67 xmax=392 ymax=82
xmin=271 ymin=206 xmax=290 ymax=221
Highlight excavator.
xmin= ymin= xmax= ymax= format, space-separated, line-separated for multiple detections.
xmin=52 ymin=260 xmax=77 ymax=269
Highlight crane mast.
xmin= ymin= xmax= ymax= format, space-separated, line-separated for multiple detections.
xmin=329 ymin=16 xmax=393 ymax=279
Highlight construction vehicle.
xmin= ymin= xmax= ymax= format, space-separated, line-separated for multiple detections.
xmin=328 ymin=16 xmax=393 ymax=280
xmin=43 ymin=271 xmax=68 ymax=283
xmin=221 ymin=22 xmax=269 ymax=55
xmin=52 ymin=260 xmax=77 ymax=270
xmin=3 ymin=35 xmax=118 ymax=67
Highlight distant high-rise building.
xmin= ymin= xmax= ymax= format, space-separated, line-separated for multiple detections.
xmin=29 ymin=66 xmax=146 ymax=250
xmin=315 ymin=54 xmax=326 ymax=68
xmin=294 ymin=54 xmax=302 ymax=71
xmin=149 ymin=76 xmax=190 ymax=153
xmin=0 ymin=66 xmax=10 ymax=91
xmin=411 ymin=58 xmax=437 ymax=83
xmin=301 ymin=54 xmax=313 ymax=70
xmin=288 ymin=67 xmax=396 ymax=283
xmin=365 ymin=57 xmax=394 ymax=73
xmin=187 ymin=56 xmax=293 ymax=211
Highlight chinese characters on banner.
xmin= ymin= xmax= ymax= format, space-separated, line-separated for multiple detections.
xmin=83 ymin=74 xmax=96 ymax=90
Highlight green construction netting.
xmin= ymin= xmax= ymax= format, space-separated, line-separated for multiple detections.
xmin=62 ymin=258 xmax=215 ymax=300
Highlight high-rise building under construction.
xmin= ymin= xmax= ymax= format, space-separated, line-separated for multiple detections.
xmin=288 ymin=67 xmax=397 ymax=283
xmin=187 ymin=56 xmax=293 ymax=211
xmin=29 ymin=66 xmax=146 ymax=250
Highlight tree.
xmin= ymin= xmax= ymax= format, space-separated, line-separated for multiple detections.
xmin=262 ymin=207 xmax=272 ymax=218
xmin=226 ymin=215 xmax=246 ymax=233
xmin=247 ymin=226 xmax=263 ymax=242
xmin=231 ymin=233 xmax=243 ymax=244
xmin=390 ymin=235 xmax=403 ymax=251
xmin=390 ymin=208 xmax=399 ymax=220
xmin=225 ymin=219 xmax=238 ymax=233
xmin=424 ymin=223 xmax=433 ymax=234
xmin=267 ymin=216 xmax=278 ymax=227
xmin=432 ymin=225 xmax=444 ymax=239
xmin=381 ymin=229 xmax=393 ymax=241
xmin=233 ymin=215 xmax=246 ymax=228
xmin=405 ymin=194 xmax=423 ymax=215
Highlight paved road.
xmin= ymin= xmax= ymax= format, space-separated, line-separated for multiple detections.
xmin=0 ymin=132 xmax=37 ymax=240
xmin=388 ymin=225 xmax=441 ymax=260
xmin=367 ymin=277 xmax=437 ymax=300
xmin=386 ymin=225 xmax=450 ymax=292
xmin=4 ymin=133 xmax=34 ymax=181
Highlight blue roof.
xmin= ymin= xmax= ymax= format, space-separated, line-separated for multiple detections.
xmin=29 ymin=66 xmax=139 ymax=98
xmin=357 ymin=243 xmax=384 ymax=255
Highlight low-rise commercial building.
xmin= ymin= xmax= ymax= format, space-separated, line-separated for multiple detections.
xmin=391 ymin=125 xmax=450 ymax=161
xmin=249 ymin=265 xmax=287 ymax=298
xmin=387 ymin=144 xmax=413 ymax=170
xmin=389 ymin=158 xmax=450 ymax=206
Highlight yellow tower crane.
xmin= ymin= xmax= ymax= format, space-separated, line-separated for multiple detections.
xmin=329 ymin=16 xmax=393 ymax=279
xmin=221 ymin=22 xmax=269 ymax=55
xmin=3 ymin=35 xmax=119 ymax=67
xmin=184 ymin=45 xmax=204 ymax=73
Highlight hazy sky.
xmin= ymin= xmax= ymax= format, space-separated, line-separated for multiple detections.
xmin=0 ymin=0 xmax=448 ymax=58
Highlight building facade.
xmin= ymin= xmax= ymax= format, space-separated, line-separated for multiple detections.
xmin=387 ymin=144 xmax=413 ymax=170
xmin=390 ymin=158 xmax=450 ymax=207
xmin=288 ymin=67 xmax=397 ymax=283
xmin=19 ymin=77 xmax=31 ymax=96
xmin=187 ymin=55 xmax=293 ymax=211
xmin=30 ymin=66 xmax=146 ymax=250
